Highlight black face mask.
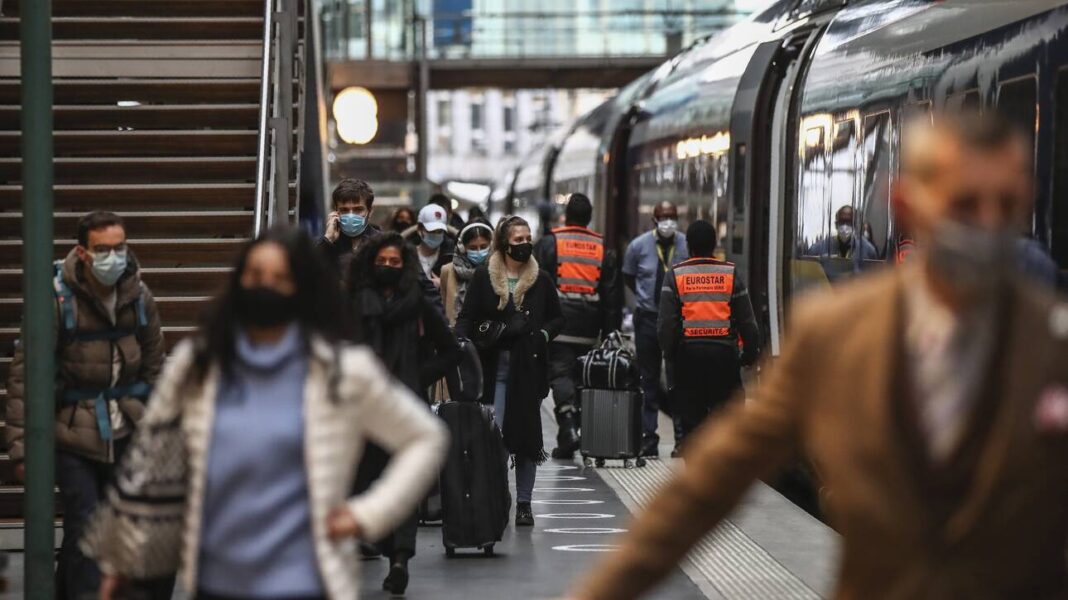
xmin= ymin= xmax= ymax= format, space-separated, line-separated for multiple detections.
xmin=237 ymin=286 xmax=298 ymax=328
xmin=507 ymin=242 xmax=533 ymax=263
xmin=373 ymin=265 xmax=404 ymax=286
xmin=393 ymin=220 xmax=412 ymax=232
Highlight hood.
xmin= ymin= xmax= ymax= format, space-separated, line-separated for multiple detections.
xmin=61 ymin=247 xmax=144 ymax=307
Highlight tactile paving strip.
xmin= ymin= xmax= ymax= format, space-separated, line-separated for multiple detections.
xmin=603 ymin=460 xmax=821 ymax=599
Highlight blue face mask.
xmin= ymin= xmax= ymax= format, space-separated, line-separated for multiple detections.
xmin=422 ymin=231 xmax=445 ymax=250
xmin=339 ymin=213 xmax=367 ymax=238
xmin=467 ymin=248 xmax=490 ymax=265
xmin=90 ymin=249 xmax=128 ymax=287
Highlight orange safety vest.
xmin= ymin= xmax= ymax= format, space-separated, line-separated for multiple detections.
xmin=673 ymin=257 xmax=735 ymax=338
xmin=553 ymin=226 xmax=604 ymax=297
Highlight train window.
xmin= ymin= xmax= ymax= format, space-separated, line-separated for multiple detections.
xmin=997 ymin=76 xmax=1037 ymax=161
xmin=1053 ymin=71 xmax=1068 ymax=268
xmin=861 ymin=112 xmax=892 ymax=259
xmin=829 ymin=119 xmax=858 ymax=225
xmin=946 ymin=90 xmax=981 ymax=113
xmin=732 ymin=144 xmax=747 ymax=254
xmin=903 ymin=101 xmax=932 ymax=127
xmin=798 ymin=125 xmax=828 ymax=257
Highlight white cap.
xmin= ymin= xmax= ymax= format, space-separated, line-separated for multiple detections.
xmin=418 ymin=204 xmax=448 ymax=232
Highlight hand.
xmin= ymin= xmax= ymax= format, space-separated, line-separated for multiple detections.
xmin=325 ymin=211 xmax=340 ymax=242
xmin=13 ymin=462 xmax=23 ymax=484
xmin=326 ymin=506 xmax=361 ymax=541
xmin=100 ymin=575 xmax=128 ymax=600
xmin=429 ymin=273 xmax=441 ymax=289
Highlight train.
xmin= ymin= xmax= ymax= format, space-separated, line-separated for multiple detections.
xmin=492 ymin=0 xmax=1068 ymax=357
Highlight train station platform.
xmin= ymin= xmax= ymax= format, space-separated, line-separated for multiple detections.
xmin=0 ymin=409 xmax=839 ymax=599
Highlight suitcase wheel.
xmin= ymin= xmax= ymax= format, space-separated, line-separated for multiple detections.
xmin=635 ymin=457 xmax=647 ymax=468
xmin=595 ymin=458 xmax=606 ymax=468
xmin=445 ymin=546 xmax=456 ymax=558
xmin=483 ymin=544 xmax=495 ymax=556
xmin=623 ymin=459 xmax=634 ymax=469
xmin=582 ymin=456 xmax=594 ymax=468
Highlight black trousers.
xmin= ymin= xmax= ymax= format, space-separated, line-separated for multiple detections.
xmin=634 ymin=310 xmax=682 ymax=442
xmin=672 ymin=343 xmax=742 ymax=441
xmin=352 ymin=443 xmax=418 ymax=557
xmin=548 ymin=341 xmax=591 ymax=422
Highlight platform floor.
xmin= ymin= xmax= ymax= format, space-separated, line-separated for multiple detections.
xmin=0 ymin=406 xmax=840 ymax=599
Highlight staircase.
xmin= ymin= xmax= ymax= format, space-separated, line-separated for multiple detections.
xmin=0 ymin=0 xmax=310 ymax=523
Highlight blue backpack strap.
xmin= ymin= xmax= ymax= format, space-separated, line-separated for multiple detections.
xmin=134 ymin=282 xmax=148 ymax=328
xmin=52 ymin=262 xmax=76 ymax=335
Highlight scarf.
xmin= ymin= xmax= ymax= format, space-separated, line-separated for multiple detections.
xmin=352 ymin=285 xmax=423 ymax=393
xmin=450 ymin=251 xmax=478 ymax=315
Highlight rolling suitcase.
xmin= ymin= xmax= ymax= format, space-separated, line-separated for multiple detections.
xmin=580 ymin=388 xmax=646 ymax=468
xmin=437 ymin=401 xmax=511 ymax=556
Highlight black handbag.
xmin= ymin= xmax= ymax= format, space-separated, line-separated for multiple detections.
xmin=473 ymin=319 xmax=506 ymax=350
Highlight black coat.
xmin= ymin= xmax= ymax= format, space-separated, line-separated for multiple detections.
xmin=455 ymin=254 xmax=564 ymax=461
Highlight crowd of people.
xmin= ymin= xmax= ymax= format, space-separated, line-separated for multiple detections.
xmin=8 ymin=110 xmax=1068 ymax=600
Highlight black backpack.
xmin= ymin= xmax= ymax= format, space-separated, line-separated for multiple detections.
xmin=445 ymin=337 xmax=483 ymax=402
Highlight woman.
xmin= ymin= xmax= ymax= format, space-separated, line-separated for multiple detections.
xmin=439 ymin=220 xmax=494 ymax=325
xmin=95 ymin=227 xmax=447 ymax=600
xmin=390 ymin=206 xmax=416 ymax=234
xmin=347 ymin=233 xmax=460 ymax=593
xmin=455 ymin=216 xmax=564 ymax=527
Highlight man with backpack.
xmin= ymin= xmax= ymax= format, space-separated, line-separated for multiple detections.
xmin=6 ymin=211 xmax=165 ymax=599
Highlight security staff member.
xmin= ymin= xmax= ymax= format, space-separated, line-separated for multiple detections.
xmin=534 ymin=193 xmax=622 ymax=458
xmin=658 ymin=220 xmax=759 ymax=442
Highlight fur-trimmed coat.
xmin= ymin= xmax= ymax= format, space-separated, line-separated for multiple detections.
xmin=455 ymin=252 xmax=565 ymax=460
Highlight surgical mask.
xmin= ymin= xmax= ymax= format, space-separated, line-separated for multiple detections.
xmin=373 ymin=265 xmax=403 ymax=286
xmin=339 ymin=213 xmax=367 ymax=238
xmin=422 ymin=231 xmax=445 ymax=250
xmin=236 ymin=286 xmax=298 ymax=327
xmin=507 ymin=242 xmax=533 ymax=263
xmin=927 ymin=220 xmax=1014 ymax=297
xmin=656 ymin=219 xmax=678 ymax=239
xmin=90 ymin=249 xmax=127 ymax=286
xmin=837 ymin=223 xmax=854 ymax=244
xmin=467 ymin=248 xmax=490 ymax=265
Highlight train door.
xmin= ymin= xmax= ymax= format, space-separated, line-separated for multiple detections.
xmin=604 ymin=107 xmax=640 ymax=255
xmin=728 ymin=30 xmax=819 ymax=355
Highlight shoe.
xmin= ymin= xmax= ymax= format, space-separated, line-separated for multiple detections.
xmin=360 ymin=542 xmax=382 ymax=560
xmin=383 ymin=556 xmax=410 ymax=595
xmin=552 ymin=412 xmax=581 ymax=459
xmin=515 ymin=502 xmax=535 ymax=527
xmin=640 ymin=436 xmax=660 ymax=458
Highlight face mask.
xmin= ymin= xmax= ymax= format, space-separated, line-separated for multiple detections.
xmin=837 ymin=223 xmax=854 ymax=244
xmin=89 ymin=249 xmax=127 ymax=287
xmin=422 ymin=231 xmax=445 ymax=250
xmin=656 ymin=219 xmax=678 ymax=239
xmin=236 ymin=286 xmax=298 ymax=328
xmin=339 ymin=213 xmax=367 ymax=238
xmin=373 ymin=265 xmax=403 ymax=286
xmin=927 ymin=220 xmax=1014 ymax=298
xmin=507 ymin=242 xmax=533 ymax=263
xmin=393 ymin=220 xmax=412 ymax=232
xmin=467 ymin=248 xmax=490 ymax=265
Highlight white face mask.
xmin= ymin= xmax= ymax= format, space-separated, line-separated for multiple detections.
xmin=837 ymin=223 xmax=855 ymax=244
xmin=90 ymin=249 xmax=128 ymax=286
xmin=656 ymin=219 xmax=678 ymax=239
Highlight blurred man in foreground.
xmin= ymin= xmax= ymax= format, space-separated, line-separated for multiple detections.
xmin=568 ymin=113 xmax=1068 ymax=599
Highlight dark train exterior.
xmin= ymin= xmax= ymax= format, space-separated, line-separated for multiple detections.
xmin=494 ymin=0 xmax=1068 ymax=357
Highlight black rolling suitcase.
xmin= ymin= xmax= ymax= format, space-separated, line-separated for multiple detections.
xmin=437 ymin=401 xmax=511 ymax=556
xmin=580 ymin=388 xmax=646 ymax=468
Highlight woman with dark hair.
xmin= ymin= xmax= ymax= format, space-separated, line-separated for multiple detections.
xmin=390 ymin=206 xmax=416 ymax=234
xmin=455 ymin=215 xmax=564 ymax=527
xmin=94 ymin=226 xmax=447 ymax=600
xmin=347 ymin=232 xmax=460 ymax=593
xmin=439 ymin=219 xmax=494 ymax=326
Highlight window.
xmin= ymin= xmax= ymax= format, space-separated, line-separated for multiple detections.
xmin=997 ymin=76 xmax=1037 ymax=161
xmin=1053 ymin=70 xmax=1068 ymax=268
xmin=435 ymin=98 xmax=452 ymax=153
xmin=470 ymin=102 xmax=483 ymax=130
xmin=829 ymin=119 xmax=858 ymax=228
xmin=503 ymin=104 xmax=515 ymax=133
xmin=437 ymin=98 xmax=451 ymax=128
xmin=860 ymin=112 xmax=892 ymax=259
xmin=798 ymin=125 xmax=828 ymax=257
xmin=946 ymin=89 xmax=981 ymax=113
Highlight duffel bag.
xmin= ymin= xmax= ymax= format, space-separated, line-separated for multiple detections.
xmin=446 ymin=336 xmax=484 ymax=402
xmin=576 ymin=346 xmax=638 ymax=390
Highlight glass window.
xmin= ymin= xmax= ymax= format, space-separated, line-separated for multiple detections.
xmin=503 ymin=104 xmax=515 ymax=132
xmin=797 ymin=125 xmax=828 ymax=257
xmin=1053 ymin=70 xmax=1068 ymax=268
xmin=946 ymin=89 xmax=981 ymax=113
xmin=997 ymin=76 xmax=1037 ymax=161
xmin=860 ymin=112 xmax=892 ymax=259
xmin=470 ymin=102 xmax=483 ymax=130
xmin=829 ymin=119 xmax=857 ymax=231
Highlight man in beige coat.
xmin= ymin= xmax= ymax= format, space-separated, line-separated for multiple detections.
xmin=569 ymin=113 xmax=1068 ymax=599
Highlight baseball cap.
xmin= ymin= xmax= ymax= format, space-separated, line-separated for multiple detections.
xmin=418 ymin=204 xmax=448 ymax=232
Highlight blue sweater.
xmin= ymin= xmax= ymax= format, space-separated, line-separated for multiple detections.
xmin=198 ymin=325 xmax=323 ymax=597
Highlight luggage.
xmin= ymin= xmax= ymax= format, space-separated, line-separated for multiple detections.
xmin=576 ymin=333 xmax=639 ymax=391
xmin=445 ymin=337 xmax=484 ymax=402
xmin=437 ymin=401 xmax=511 ymax=556
xmin=580 ymin=388 xmax=646 ymax=468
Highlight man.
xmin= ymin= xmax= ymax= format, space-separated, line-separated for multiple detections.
xmin=6 ymin=211 xmax=165 ymax=599
xmin=413 ymin=203 xmax=456 ymax=285
xmin=658 ymin=220 xmax=760 ymax=444
xmin=317 ymin=178 xmax=382 ymax=287
xmin=623 ymin=200 xmax=688 ymax=457
xmin=429 ymin=192 xmax=466 ymax=231
xmin=569 ymin=113 xmax=1068 ymax=599
xmin=534 ymin=193 xmax=622 ymax=458
xmin=809 ymin=205 xmax=880 ymax=264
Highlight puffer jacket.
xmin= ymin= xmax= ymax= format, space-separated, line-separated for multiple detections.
xmin=5 ymin=249 xmax=165 ymax=463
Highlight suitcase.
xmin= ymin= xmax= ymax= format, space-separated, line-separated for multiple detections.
xmin=580 ymin=388 xmax=646 ymax=468
xmin=437 ymin=401 xmax=511 ymax=556
xmin=445 ymin=337 xmax=484 ymax=403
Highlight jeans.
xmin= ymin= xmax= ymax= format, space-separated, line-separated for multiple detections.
xmin=548 ymin=342 xmax=589 ymax=422
xmin=494 ymin=352 xmax=536 ymax=504
xmin=56 ymin=449 xmax=110 ymax=600
xmin=633 ymin=310 xmax=682 ymax=443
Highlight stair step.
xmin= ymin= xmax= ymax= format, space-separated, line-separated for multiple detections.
xmin=4 ymin=0 xmax=265 ymax=18
xmin=0 ymin=104 xmax=260 ymax=131
xmin=0 ymin=238 xmax=247 ymax=268
xmin=0 ymin=296 xmax=211 ymax=325
xmin=0 ymin=211 xmax=254 ymax=239
xmin=0 ymin=325 xmax=193 ymax=362
xmin=0 ymin=17 xmax=269 ymax=42
xmin=0 ymin=131 xmax=259 ymax=158
xmin=0 ymin=183 xmax=291 ymax=212
xmin=0 ymin=157 xmax=258 ymax=184
xmin=0 ymin=267 xmax=230 ymax=298
xmin=0 ymin=78 xmax=263 ymax=105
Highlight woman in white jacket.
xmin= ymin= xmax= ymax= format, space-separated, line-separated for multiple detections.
xmin=94 ymin=227 xmax=448 ymax=600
